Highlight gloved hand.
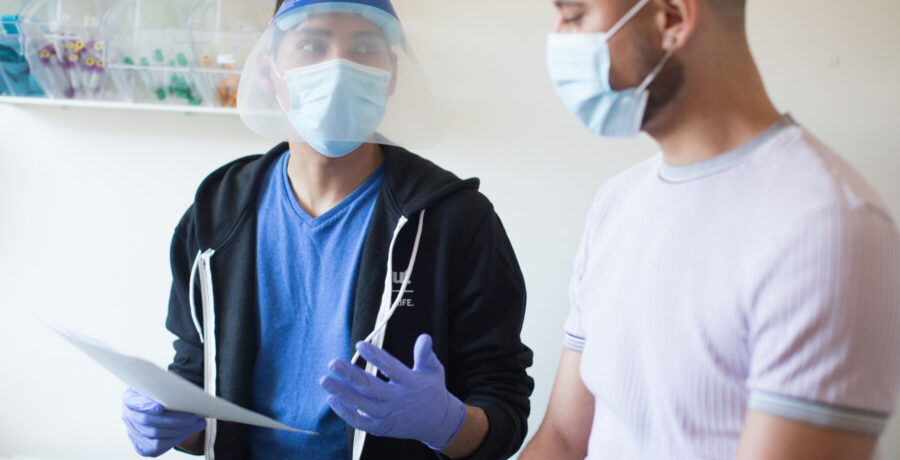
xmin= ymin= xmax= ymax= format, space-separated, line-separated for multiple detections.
xmin=121 ymin=388 xmax=206 ymax=457
xmin=320 ymin=334 xmax=467 ymax=451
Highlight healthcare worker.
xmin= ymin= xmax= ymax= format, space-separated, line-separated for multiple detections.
xmin=521 ymin=1 xmax=900 ymax=459
xmin=119 ymin=1 xmax=533 ymax=459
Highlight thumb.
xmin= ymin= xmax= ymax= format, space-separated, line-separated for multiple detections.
xmin=122 ymin=388 xmax=164 ymax=414
xmin=412 ymin=334 xmax=441 ymax=372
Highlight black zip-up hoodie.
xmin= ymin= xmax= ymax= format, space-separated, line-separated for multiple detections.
xmin=165 ymin=143 xmax=534 ymax=460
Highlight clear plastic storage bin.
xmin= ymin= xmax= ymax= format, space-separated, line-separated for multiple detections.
xmin=19 ymin=0 xmax=117 ymax=100
xmin=1 ymin=0 xmax=42 ymax=96
xmin=102 ymin=0 xmax=204 ymax=105
xmin=187 ymin=0 xmax=268 ymax=108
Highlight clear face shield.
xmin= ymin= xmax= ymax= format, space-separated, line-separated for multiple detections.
xmin=237 ymin=1 xmax=441 ymax=157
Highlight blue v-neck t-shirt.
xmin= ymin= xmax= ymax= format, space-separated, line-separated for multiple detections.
xmin=247 ymin=151 xmax=384 ymax=459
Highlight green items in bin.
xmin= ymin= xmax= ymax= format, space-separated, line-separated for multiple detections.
xmin=123 ymin=49 xmax=201 ymax=104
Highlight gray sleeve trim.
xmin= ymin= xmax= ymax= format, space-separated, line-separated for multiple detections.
xmin=563 ymin=333 xmax=585 ymax=353
xmin=748 ymin=391 xmax=890 ymax=435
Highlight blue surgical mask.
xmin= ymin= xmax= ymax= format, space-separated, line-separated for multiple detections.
xmin=547 ymin=0 xmax=672 ymax=138
xmin=275 ymin=58 xmax=391 ymax=157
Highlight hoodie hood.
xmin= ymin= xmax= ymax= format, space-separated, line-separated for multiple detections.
xmin=190 ymin=142 xmax=479 ymax=250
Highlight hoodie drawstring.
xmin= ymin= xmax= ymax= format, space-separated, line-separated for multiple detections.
xmin=351 ymin=210 xmax=426 ymax=460
xmin=189 ymin=249 xmax=218 ymax=460
xmin=351 ymin=209 xmax=426 ymax=364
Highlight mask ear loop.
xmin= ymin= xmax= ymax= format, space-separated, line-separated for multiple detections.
xmin=637 ymin=50 xmax=673 ymax=93
xmin=604 ymin=0 xmax=653 ymax=39
xmin=269 ymin=60 xmax=292 ymax=115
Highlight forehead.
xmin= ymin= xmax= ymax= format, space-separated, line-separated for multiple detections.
xmin=287 ymin=12 xmax=383 ymax=39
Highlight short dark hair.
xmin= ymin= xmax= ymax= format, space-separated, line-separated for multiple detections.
xmin=275 ymin=0 xmax=285 ymax=16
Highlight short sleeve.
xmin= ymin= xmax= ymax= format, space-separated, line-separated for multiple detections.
xmin=563 ymin=236 xmax=588 ymax=352
xmin=746 ymin=204 xmax=900 ymax=434
xmin=564 ymin=189 xmax=612 ymax=353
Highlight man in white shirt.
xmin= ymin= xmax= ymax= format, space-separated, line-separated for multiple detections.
xmin=520 ymin=0 xmax=900 ymax=459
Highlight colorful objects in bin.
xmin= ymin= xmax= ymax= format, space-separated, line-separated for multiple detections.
xmin=80 ymin=57 xmax=104 ymax=93
xmin=64 ymin=53 xmax=80 ymax=92
xmin=38 ymin=44 xmax=73 ymax=98
xmin=136 ymin=56 xmax=165 ymax=101
xmin=1 ymin=14 xmax=17 ymax=35
xmin=34 ymin=37 xmax=108 ymax=99
xmin=199 ymin=53 xmax=240 ymax=108
xmin=92 ymin=59 xmax=105 ymax=93
xmin=123 ymin=50 xmax=202 ymax=105
xmin=217 ymin=76 xmax=239 ymax=108
xmin=0 ymin=14 xmax=43 ymax=97
xmin=168 ymin=51 xmax=201 ymax=105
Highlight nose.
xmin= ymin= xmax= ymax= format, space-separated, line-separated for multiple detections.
xmin=330 ymin=43 xmax=351 ymax=62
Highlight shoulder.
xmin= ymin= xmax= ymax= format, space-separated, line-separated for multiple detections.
xmin=754 ymin=126 xmax=891 ymax=222
xmin=194 ymin=149 xmax=282 ymax=207
xmin=422 ymin=188 xmax=498 ymax=243
xmin=585 ymin=153 xmax=662 ymax=223
xmin=178 ymin=143 xmax=287 ymax=246
xmin=750 ymin=127 xmax=898 ymax=271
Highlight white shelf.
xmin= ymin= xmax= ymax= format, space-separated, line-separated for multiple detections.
xmin=0 ymin=95 xmax=239 ymax=115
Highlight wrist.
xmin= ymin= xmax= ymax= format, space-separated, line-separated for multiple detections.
xmin=425 ymin=395 xmax=468 ymax=451
xmin=175 ymin=430 xmax=205 ymax=455
xmin=439 ymin=404 xmax=491 ymax=459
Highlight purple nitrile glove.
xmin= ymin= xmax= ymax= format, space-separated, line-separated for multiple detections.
xmin=121 ymin=388 xmax=206 ymax=457
xmin=319 ymin=334 xmax=467 ymax=451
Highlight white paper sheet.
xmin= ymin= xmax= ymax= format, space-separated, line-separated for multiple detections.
xmin=51 ymin=326 xmax=316 ymax=435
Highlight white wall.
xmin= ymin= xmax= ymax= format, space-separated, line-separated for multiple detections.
xmin=1 ymin=0 xmax=899 ymax=458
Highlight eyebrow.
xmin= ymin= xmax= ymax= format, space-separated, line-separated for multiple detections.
xmin=554 ymin=0 xmax=585 ymax=7
xmin=292 ymin=28 xmax=384 ymax=41
xmin=293 ymin=28 xmax=331 ymax=37
xmin=351 ymin=30 xmax=384 ymax=40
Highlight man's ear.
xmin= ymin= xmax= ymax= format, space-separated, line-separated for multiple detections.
xmin=387 ymin=52 xmax=398 ymax=97
xmin=655 ymin=0 xmax=697 ymax=50
xmin=259 ymin=51 xmax=276 ymax=96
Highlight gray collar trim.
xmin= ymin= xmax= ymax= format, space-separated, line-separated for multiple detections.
xmin=658 ymin=114 xmax=796 ymax=183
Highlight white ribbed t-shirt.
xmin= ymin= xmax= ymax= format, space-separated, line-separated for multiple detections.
xmin=565 ymin=116 xmax=900 ymax=459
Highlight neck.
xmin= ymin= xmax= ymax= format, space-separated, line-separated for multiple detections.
xmin=285 ymin=142 xmax=384 ymax=218
xmin=646 ymin=34 xmax=782 ymax=166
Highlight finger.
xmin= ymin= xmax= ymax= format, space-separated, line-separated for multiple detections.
xmin=122 ymin=388 xmax=164 ymax=414
xmin=124 ymin=417 xmax=181 ymax=457
xmin=126 ymin=428 xmax=157 ymax=456
xmin=327 ymin=395 xmax=382 ymax=435
xmin=123 ymin=410 xmax=206 ymax=439
xmin=412 ymin=334 xmax=441 ymax=372
xmin=328 ymin=359 xmax=390 ymax=398
xmin=131 ymin=411 xmax=207 ymax=432
xmin=356 ymin=341 xmax=409 ymax=383
xmin=319 ymin=375 xmax=390 ymax=419
xmin=127 ymin=429 xmax=183 ymax=457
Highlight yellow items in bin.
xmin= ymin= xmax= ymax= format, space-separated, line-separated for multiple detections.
xmin=19 ymin=0 xmax=120 ymax=100
xmin=14 ymin=0 xmax=267 ymax=109
xmin=187 ymin=0 xmax=269 ymax=108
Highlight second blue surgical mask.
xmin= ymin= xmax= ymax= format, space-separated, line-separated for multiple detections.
xmin=276 ymin=58 xmax=391 ymax=158
xmin=547 ymin=0 xmax=671 ymax=138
